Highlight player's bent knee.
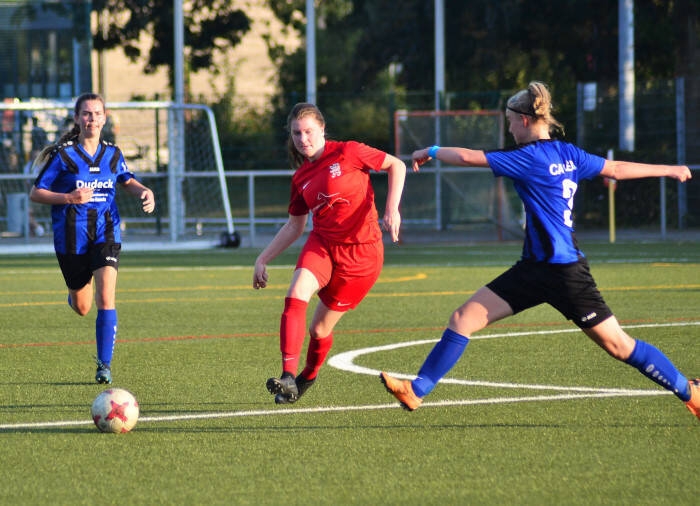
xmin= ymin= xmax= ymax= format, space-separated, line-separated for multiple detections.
xmin=73 ymin=302 xmax=92 ymax=316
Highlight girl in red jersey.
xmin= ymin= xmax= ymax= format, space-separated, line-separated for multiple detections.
xmin=253 ymin=102 xmax=408 ymax=404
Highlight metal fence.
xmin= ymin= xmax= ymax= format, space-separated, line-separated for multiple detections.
xmin=0 ymin=100 xmax=237 ymax=248
xmin=2 ymin=78 xmax=700 ymax=253
xmin=574 ymin=77 xmax=700 ymax=234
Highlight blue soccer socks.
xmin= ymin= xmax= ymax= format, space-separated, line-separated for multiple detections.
xmin=95 ymin=309 xmax=117 ymax=366
xmin=400 ymin=333 xmax=691 ymax=409
xmin=625 ymin=339 xmax=691 ymax=401
xmin=412 ymin=328 xmax=470 ymax=398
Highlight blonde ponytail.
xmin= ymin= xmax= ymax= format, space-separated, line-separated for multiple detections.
xmin=506 ymin=81 xmax=565 ymax=138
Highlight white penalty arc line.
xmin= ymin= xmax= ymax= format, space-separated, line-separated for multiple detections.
xmin=328 ymin=321 xmax=700 ymax=394
xmin=1 ymin=321 xmax=695 ymax=431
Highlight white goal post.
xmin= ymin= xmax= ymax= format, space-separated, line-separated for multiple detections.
xmin=0 ymin=100 xmax=240 ymax=247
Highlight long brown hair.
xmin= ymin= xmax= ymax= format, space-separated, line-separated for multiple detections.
xmin=32 ymin=93 xmax=106 ymax=171
xmin=285 ymin=103 xmax=325 ymax=170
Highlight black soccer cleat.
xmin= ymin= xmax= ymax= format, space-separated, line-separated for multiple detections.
xmin=266 ymin=374 xmax=299 ymax=403
xmin=273 ymin=374 xmax=317 ymax=404
xmin=94 ymin=357 xmax=112 ymax=384
xmin=295 ymin=374 xmax=316 ymax=399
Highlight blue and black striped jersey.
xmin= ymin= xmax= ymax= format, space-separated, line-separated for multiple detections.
xmin=34 ymin=141 xmax=134 ymax=254
xmin=485 ymin=140 xmax=606 ymax=264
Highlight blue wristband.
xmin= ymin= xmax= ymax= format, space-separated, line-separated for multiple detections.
xmin=428 ymin=145 xmax=440 ymax=158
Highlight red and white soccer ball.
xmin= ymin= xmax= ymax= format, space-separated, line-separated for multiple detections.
xmin=91 ymin=388 xmax=140 ymax=433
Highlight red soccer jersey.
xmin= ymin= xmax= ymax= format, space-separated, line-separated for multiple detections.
xmin=288 ymin=140 xmax=387 ymax=244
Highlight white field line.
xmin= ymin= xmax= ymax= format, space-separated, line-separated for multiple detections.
xmin=1 ymin=321 xmax=694 ymax=431
xmin=328 ymin=321 xmax=700 ymax=393
xmin=0 ymin=391 xmax=668 ymax=431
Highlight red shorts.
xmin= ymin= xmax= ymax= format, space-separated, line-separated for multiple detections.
xmin=296 ymin=232 xmax=384 ymax=312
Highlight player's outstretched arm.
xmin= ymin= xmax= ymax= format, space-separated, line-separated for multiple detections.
xmin=600 ymin=160 xmax=692 ymax=182
xmin=411 ymin=146 xmax=489 ymax=172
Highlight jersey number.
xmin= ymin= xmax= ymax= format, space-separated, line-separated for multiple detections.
xmin=562 ymin=180 xmax=577 ymax=227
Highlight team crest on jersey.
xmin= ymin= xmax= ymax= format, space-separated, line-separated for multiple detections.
xmin=328 ymin=162 xmax=342 ymax=178
xmin=89 ymin=166 xmax=100 ymax=173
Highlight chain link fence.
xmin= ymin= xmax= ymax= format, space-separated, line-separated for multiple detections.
xmin=1 ymin=80 xmax=700 ymax=253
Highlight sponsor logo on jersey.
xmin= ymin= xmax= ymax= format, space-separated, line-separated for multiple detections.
xmin=76 ymin=179 xmax=114 ymax=189
xmin=89 ymin=166 xmax=100 ymax=173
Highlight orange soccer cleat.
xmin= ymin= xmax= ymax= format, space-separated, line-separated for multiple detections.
xmin=380 ymin=371 xmax=423 ymax=411
xmin=685 ymin=378 xmax=700 ymax=420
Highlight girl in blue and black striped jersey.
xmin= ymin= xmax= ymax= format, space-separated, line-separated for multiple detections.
xmin=380 ymin=81 xmax=700 ymax=421
xmin=30 ymin=93 xmax=155 ymax=385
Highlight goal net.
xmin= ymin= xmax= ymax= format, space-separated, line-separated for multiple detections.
xmin=394 ymin=109 xmax=523 ymax=239
xmin=0 ymin=100 xmax=238 ymax=246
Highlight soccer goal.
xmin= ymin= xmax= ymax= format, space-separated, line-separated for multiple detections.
xmin=0 ymin=100 xmax=240 ymax=247
xmin=394 ymin=109 xmax=523 ymax=239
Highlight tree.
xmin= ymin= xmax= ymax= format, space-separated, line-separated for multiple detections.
xmin=92 ymin=0 xmax=251 ymax=92
xmin=265 ymin=0 xmax=699 ymax=150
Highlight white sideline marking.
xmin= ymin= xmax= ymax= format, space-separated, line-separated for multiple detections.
xmin=0 ymin=391 xmax=668 ymax=431
xmin=1 ymin=321 xmax=694 ymax=431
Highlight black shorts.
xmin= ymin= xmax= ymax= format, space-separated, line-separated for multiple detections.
xmin=486 ymin=257 xmax=613 ymax=329
xmin=56 ymin=242 xmax=121 ymax=290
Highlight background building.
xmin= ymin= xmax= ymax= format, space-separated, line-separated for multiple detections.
xmin=92 ymin=0 xmax=289 ymax=106
xmin=0 ymin=1 xmax=92 ymax=100
xmin=0 ymin=1 xmax=287 ymax=106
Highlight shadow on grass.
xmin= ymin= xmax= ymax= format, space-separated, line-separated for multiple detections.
xmin=2 ymin=418 xmax=694 ymax=433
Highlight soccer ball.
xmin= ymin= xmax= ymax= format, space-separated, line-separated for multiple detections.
xmin=91 ymin=388 xmax=140 ymax=433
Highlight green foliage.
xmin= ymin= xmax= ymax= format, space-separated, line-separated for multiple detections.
xmin=262 ymin=0 xmax=698 ymax=153
xmin=321 ymin=95 xmax=393 ymax=152
xmin=92 ymin=0 xmax=250 ymax=87
xmin=82 ymin=1 xmax=700 ymax=184
xmin=209 ymin=83 xmax=283 ymax=170
xmin=266 ymin=1 xmax=695 ymax=96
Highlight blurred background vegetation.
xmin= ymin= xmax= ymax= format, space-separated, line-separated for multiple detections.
xmin=86 ymin=1 xmax=700 ymax=169
xmin=10 ymin=1 xmax=700 ymax=230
